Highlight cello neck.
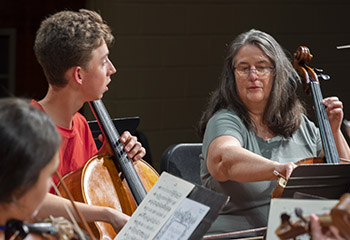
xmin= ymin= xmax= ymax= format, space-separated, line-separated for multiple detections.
xmin=293 ymin=46 xmax=340 ymax=164
xmin=89 ymin=100 xmax=147 ymax=204
xmin=309 ymin=81 xmax=340 ymax=164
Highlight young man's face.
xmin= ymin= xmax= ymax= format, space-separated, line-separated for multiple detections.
xmin=80 ymin=40 xmax=117 ymax=101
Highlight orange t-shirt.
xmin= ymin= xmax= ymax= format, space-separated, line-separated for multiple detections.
xmin=30 ymin=100 xmax=98 ymax=186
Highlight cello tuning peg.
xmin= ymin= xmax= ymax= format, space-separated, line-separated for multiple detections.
xmin=313 ymin=67 xmax=331 ymax=81
xmin=318 ymin=73 xmax=331 ymax=81
xmin=295 ymin=208 xmax=307 ymax=223
xmin=313 ymin=67 xmax=324 ymax=73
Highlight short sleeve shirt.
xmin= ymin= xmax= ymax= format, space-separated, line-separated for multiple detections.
xmin=30 ymin=100 xmax=98 ymax=186
xmin=200 ymin=109 xmax=322 ymax=234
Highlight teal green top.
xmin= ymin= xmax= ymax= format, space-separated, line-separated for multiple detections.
xmin=201 ymin=109 xmax=322 ymax=234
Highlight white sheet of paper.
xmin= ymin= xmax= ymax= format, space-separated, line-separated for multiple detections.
xmin=115 ymin=172 xmax=195 ymax=240
xmin=266 ymin=198 xmax=338 ymax=240
xmin=154 ymin=198 xmax=210 ymax=240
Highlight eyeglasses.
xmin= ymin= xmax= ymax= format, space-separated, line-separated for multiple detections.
xmin=233 ymin=66 xmax=275 ymax=79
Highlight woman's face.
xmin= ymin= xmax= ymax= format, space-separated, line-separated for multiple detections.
xmin=15 ymin=151 xmax=59 ymax=220
xmin=233 ymin=44 xmax=274 ymax=112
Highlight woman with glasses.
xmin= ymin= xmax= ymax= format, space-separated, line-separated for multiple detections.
xmin=198 ymin=29 xmax=350 ymax=237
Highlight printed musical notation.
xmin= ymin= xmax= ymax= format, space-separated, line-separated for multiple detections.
xmin=154 ymin=198 xmax=209 ymax=240
xmin=116 ymin=172 xmax=209 ymax=240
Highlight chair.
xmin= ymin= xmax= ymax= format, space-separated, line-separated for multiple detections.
xmin=160 ymin=143 xmax=202 ymax=185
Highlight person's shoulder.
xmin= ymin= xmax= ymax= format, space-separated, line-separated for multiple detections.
xmin=213 ymin=108 xmax=238 ymax=117
xmin=72 ymin=112 xmax=89 ymax=126
xmin=207 ymin=108 xmax=246 ymax=132
xmin=211 ymin=108 xmax=241 ymax=123
xmin=29 ymin=99 xmax=45 ymax=112
xmin=299 ymin=113 xmax=319 ymax=134
xmin=300 ymin=114 xmax=316 ymax=126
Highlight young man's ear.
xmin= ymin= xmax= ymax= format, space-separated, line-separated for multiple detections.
xmin=73 ymin=66 xmax=83 ymax=85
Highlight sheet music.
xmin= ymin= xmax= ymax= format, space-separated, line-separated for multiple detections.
xmin=154 ymin=198 xmax=210 ymax=240
xmin=115 ymin=172 xmax=195 ymax=240
xmin=266 ymin=198 xmax=338 ymax=240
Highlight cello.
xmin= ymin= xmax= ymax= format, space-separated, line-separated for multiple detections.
xmin=58 ymin=100 xmax=159 ymax=239
xmin=272 ymin=46 xmax=350 ymax=198
xmin=275 ymin=193 xmax=350 ymax=239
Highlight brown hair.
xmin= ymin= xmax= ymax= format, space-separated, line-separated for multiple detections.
xmin=198 ymin=29 xmax=305 ymax=138
xmin=34 ymin=9 xmax=114 ymax=87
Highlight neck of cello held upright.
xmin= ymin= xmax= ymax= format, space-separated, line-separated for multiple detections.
xmin=89 ymin=100 xmax=147 ymax=204
xmin=310 ymin=81 xmax=340 ymax=164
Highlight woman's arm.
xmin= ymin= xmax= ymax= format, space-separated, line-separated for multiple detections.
xmin=37 ymin=193 xmax=129 ymax=233
xmin=206 ymin=135 xmax=296 ymax=182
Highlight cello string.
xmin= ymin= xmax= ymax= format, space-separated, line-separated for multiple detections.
xmin=50 ymin=179 xmax=87 ymax=240
xmin=89 ymin=100 xmax=147 ymax=204
xmin=54 ymin=170 xmax=95 ymax=240
xmin=315 ymin=81 xmax=340 ymax=162
xmin=302 ymin=55 xmax=339 ymax=163
xmin=310 ymin=81 xmax=332 ymax=162
xmin=311 ymin=81 xmax=339 ymax=163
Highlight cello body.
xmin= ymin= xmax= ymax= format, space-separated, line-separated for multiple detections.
xmin=58 ymin=100 xmax=159 ymax=239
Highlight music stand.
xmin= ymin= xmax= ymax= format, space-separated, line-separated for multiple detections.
xmin=280 ymin=163 xmax=350 ymax=199
xmin=186 ymin=184 xmax=229 ymax=239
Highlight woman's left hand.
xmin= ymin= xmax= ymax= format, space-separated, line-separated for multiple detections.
xmin=323 ymin=97 xmax=344 ymax=132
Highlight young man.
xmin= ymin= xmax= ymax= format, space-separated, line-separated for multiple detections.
xmin=30 ymin=9 xmax=147 ymax=234
xmin=32 ymin=9 xmax=145 ymax=186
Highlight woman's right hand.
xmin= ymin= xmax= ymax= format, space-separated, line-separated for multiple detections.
xmin=274 ymin=162 xmax=297 ymax=180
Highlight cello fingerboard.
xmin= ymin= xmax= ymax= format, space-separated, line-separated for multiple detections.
xmin=89 ymin=100 xmax=147 ymax=204
xmin=310 ymin=81 xmax=340 ymax=164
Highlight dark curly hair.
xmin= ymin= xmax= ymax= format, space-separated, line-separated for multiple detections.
xmin=34 ymin=9 xmax=114 ymax=87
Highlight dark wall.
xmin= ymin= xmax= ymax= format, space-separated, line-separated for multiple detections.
xmin=2 ymin=1 xmax=350 ymax=170
xmin=0 ymin=0 xmax=85 ymax=99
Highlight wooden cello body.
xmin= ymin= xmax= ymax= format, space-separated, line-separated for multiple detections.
xmin=58 ymin=100 xmax=159 ymax=239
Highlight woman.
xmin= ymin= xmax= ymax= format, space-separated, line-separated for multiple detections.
xmin=198 ymin=29 xmax=350 ymax=236
xmin=0 ymin=98 xmax=61 ymax=239
xmin=0 ymin=98 xmax=129 ymax=239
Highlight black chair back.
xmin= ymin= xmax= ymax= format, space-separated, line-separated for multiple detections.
xmin=160 ymin=143 xmax=202 ymax=185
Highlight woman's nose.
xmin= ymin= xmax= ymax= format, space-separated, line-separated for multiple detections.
xmin=247 ymin=66 xmax=258 ymax=79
